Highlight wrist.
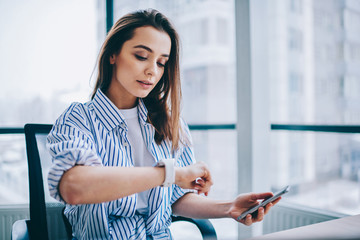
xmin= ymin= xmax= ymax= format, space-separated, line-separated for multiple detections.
xmin=155 ymin=158 xmax=175 ymax=187
xmin=226 ymin=202 xmax=233 ymax=218
xmin=174 ymin=167 xmax=182 ymax=185
xmin=221 ymin=200 xmax=234 ymax=218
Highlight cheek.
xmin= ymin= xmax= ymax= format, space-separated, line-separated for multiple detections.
xmin=156 ymin=68 xmax=166 ymax=81
xmin=116 ymin=59 xmax=139 ymax=79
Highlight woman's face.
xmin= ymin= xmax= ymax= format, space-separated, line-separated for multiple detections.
xmin=108 ymin=26 xmax=171 ymax=109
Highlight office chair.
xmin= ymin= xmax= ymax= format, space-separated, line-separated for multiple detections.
xmin=12 ymin=123 xmax=217 ymax=240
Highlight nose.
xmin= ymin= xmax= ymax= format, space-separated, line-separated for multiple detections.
xmin=145 ymin=61 xmax=158 ymax=78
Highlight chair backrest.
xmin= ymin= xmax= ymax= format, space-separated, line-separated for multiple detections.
xmin=24 ymin=124 xmax=71 ymax=240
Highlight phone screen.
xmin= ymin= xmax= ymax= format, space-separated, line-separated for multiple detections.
xmin=237 ymin=185 xmax=290 ymax=221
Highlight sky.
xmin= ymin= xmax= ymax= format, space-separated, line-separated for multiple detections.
xmin=0 ymin=0 xmax=98 ymax=101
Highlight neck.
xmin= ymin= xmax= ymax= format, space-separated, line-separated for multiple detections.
xmin=106 ymin=82 xmax=138 ymax=109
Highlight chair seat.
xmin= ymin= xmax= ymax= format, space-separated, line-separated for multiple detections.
xmin=11 ymin=219 xmax=29 ymax=240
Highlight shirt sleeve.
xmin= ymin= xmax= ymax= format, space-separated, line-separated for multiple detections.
xmin=171 ymin=118 xmax=196 ymax=205
xmin=47 ymin=103 xmax=102 ymax=203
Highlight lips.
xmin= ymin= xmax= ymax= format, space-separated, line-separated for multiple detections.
xmin=137 ymin=80 xmax=153 ymax=86
xmin=136 ymin=80 xmax=154 ymax=90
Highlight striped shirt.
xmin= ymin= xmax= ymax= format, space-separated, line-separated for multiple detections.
xmin=47 ymin=89 xmax=195 ymax=240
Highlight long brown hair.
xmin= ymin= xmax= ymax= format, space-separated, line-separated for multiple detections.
xmin=92 ymin=9 xmax=182 ymax=150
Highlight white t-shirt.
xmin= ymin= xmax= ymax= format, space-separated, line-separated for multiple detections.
xmin=120 ymin=106 xmax=155 ymax=215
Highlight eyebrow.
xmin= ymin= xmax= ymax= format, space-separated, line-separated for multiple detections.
xmin=134 ymin=45 xmax=169 ymax=58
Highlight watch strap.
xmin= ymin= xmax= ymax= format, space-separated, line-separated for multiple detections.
xmin=155 ymin=158 xmax=175 ymax=187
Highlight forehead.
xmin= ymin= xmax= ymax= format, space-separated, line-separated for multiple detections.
xmin=125 ymin=26 xmax=171 ymax=55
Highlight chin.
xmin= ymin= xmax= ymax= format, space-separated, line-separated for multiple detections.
xmin=135 ymin=91 xmax=151 ymax=99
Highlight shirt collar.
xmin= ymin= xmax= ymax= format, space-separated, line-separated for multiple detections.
xmin=137 ymin=98 xmax=149 ymax=126
xmin=91 ymin=89 xmax=126 ymax=132
xmin=91 ymin=89 xmax=149 ymax=132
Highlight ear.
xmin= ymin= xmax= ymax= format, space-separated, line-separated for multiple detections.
xmin=110 ymin=54 xmax=116 ymax=64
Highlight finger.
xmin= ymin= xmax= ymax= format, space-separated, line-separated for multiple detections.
xmin=244 ymin=214 xmax=252 ymax=226
xmin=252 ymin=192 xmax=273 ymax=201
xmin=255 ymin=207 xmax=265 ymax=222
xmin=198 ymin=184 xmax=211 ymax=196
xmin=197 ymin=190 xmax=207 ymax=195
xmin=192 ymin=177 xmax=206 ymax=186
xmin=193 ymin=180 xmax=208 ymax=189
xmin=194 ymin=183 xmax=211 ymax=194
xmin=265 ymin=196 xmax=281 ymax=214
xmin=201 ymin=177 xmax=213 ymax=188
xmin=200 ymin=163 xmax=212 ymax=181
xmin=264 ymin=202 xmax=273 ymax=215
xmin=197 ymin=177 xmax=214 ymax=191
xmin=196 ymin=178 xmax=206 ymax=187
xmin=271 ymin=196 xmax=282 ymax=205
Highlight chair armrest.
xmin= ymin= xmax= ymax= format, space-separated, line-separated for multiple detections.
xmin=172 ymin=216 xmax=217 ymax=240
xmin=11 ymin=219 xmax=29 ymax=240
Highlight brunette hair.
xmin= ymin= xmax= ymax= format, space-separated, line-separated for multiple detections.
xmin=92 ymin=9 xmax=182 ymax=149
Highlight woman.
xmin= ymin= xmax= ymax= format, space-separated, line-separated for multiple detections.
xmin=47 ymin=9 xmax=279 ymax=239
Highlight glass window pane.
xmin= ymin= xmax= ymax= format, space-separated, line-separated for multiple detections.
xmin=0 ymin=0 xmax=101 ymax=207
xmin=0 ymin=134 xmax=27 ymax=204
xmin=114 ymin=0 xmax=236 ymax=124
xmin=114 ymin=1 xmax=237 ymax=238
xmin=269 ymin=0 xmax=360 ymax=125
xmin=0 ymin=0 xmax=101 ymax=127
xmin=262 ymin=0 xmax=360 ymax=216
xmin=191 ymin=129 xmax=238 ymax=239
xmin=270 ymin=131 xmax=360 ymax=215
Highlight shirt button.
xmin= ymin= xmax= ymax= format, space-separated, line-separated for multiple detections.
xmin=123 ymin=142 xmax=129 ymax=148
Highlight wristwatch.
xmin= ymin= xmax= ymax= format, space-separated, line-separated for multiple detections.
xmin=155 ymin=158 xmax=175 ymax=187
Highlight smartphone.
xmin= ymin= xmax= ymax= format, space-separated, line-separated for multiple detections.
xmin=237 ymin=185 xmax=290 ymax=221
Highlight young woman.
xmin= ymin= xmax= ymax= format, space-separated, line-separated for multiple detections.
xmin=47 ymin=9 xmax=279 ymax=239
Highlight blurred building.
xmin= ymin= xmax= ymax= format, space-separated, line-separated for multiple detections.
xmin=269 ymin=0 xmax=360 ymax=213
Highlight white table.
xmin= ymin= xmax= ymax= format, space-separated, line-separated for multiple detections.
xmin=250 ymin=214 xmax=360 ymax=239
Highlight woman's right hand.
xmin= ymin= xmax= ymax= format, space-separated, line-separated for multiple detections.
xmin=175 ymin=162 xmax=213 ymax=196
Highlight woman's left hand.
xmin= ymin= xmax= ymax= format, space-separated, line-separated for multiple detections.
xmin=228 ymin=192 xmax=281 ymax=226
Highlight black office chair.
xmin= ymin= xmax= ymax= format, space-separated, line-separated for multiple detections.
xmin=12 ymin=124 xmax=70 ymax=240
xmin=12 ymin=123 xmax=217 ymax=240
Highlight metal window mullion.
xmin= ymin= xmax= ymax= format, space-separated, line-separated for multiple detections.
xmin=106 ymin=0 xmax=113 ymax=33
xmin=235 ymin=0 xmax=253 ymax=239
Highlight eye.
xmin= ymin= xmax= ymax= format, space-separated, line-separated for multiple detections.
xmin=135 ymin=54 xmax=147 ymax=61
xmin=157 ymin=59 xmax=167 ymax=68
xmin=157 ymin=62 xmax=166 ymax=67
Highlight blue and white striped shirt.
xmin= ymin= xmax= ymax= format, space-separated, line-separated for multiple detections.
xmin=47 ymin=89 xmax=195 ymax=239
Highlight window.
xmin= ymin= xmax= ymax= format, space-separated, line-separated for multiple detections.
xmin=113 ymin=0 xmax=237 ymax=238
xmin=217 ymin=18 xmax=228 ymax=45
xmin=264 ymin=0 xmax=360 ymax=217
xmin=288 ymin=71 xmax=303 ymax=94
xmin=0 ymin=134 xmax=27 ymax=204
xmin=288 ymin=27 xmax=303 ymax=51
xmin=0 ymin=0 xmax=100 ymax=127
xmin=290 ymin=0 xmax=303 ymax=14
xmin=0 ymin=0 xmax=100 ymax=202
